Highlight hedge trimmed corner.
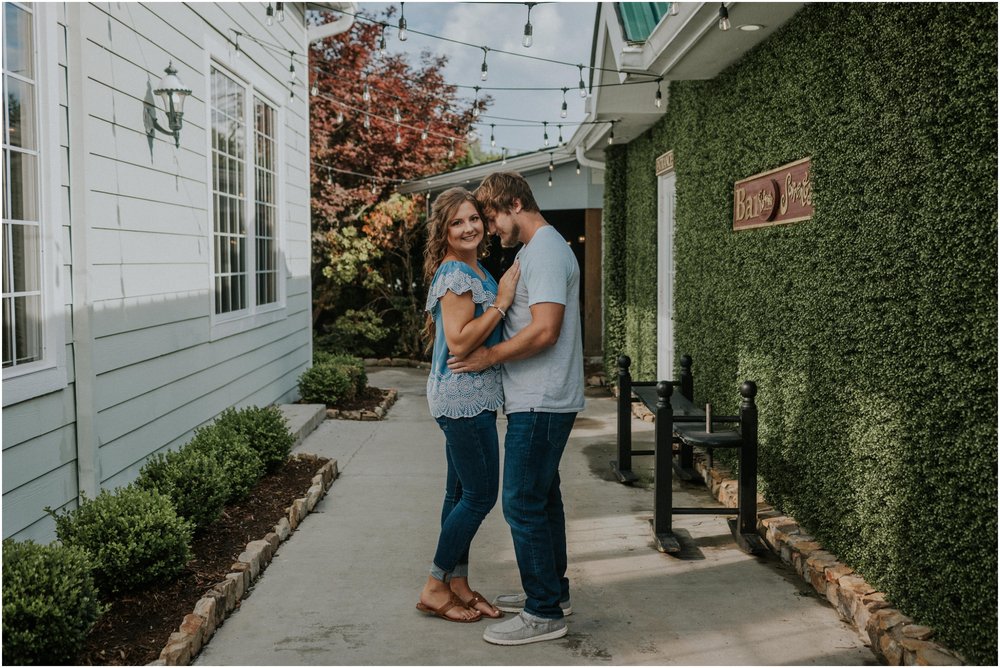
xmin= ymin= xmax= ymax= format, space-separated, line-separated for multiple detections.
xmin=603 ymin=3 xmax=997 ymax=663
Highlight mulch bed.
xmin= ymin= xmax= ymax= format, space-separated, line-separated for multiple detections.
xmin=77 ymin=390 xmax=390 ymax=665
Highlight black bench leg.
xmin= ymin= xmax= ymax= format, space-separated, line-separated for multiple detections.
xmin=729 ymin=381 xmax=766 ymax=555
xmin=652 ymin=381 xmax=680 ymax=553
xmin=611 ymin=355 xmax=638 ymax=484
xmin=671 ymin=354 xmax=701 ymax=482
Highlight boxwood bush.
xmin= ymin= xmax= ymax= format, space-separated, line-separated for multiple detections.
xmin=51 ymin=487 xmax=193 ymax=593
xmin=298 ymin=362 xmax=353 ymax=405
xmin=213 ymin=405 xmax=295 ymax=472
xmin=135 ymin=446 xmax=229 ymax=530
xmin=186 ymin=422 xmax=264 ymax=502
xmin=604 ymin=3 xmax=996 ymax=662
xmin=2 ymin=539 xmax=106 ymax=665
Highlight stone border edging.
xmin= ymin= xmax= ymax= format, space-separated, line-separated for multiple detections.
xmin=363 ymin=357 xmax=430 ymax=369
xmin=625 ymin=394 xmax=965 ymax=666
xmin=325 ymin=388 xmax=398 ymax=421
xmin=148 ymin=454 xmax=339 ymax=666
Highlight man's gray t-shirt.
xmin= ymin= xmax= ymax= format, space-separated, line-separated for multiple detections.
xmin=502 ymin=224 xmax=585 ymax=414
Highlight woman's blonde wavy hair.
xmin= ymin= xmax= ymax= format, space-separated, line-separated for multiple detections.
xmin=422 ymin=187 xmax=491 ymax=345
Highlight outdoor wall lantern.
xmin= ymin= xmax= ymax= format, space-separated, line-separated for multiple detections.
xmin=149 ymin=62 xmax=192 ymax=148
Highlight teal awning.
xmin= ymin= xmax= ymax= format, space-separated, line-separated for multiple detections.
xmin=616 ymin=2 xmax=670 ymax=42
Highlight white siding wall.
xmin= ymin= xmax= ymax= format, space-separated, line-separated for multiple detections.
xmin=3 ymin=2 xmax=314 ymax=541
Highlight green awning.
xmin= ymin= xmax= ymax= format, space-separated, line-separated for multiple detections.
xmin=617 ymin=2 xmax=670 ymax=42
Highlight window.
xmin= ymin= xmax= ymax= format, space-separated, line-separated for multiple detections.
xmin=2 ymin=1 xmax=65 ymax=405
xmin=3 ymin=2 xmax=42 ymax=368
xmin=209 ymin=64 xmax=282 ymax=323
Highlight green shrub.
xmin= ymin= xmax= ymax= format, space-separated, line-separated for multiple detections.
xmin=314 ymin=352 xmax=368 ymax=399
xmin=51 ymin=487 xmax=193 ymax=593
xmin=316 ymin=308 xmax=388 ymax=357
xmin=135 ymin=446 xmax=229 ymax=529
xmin=214 ymin=405 xmax=295 ymax=472
xmin=187 ymin=423 xmax=265 ymax=502
xmin=298 ymin=362 xmax=353 ymax=405
xmin=2 ymin=539 xmax=106 ymax=665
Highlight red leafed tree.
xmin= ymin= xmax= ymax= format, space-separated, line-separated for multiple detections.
xmin=308 ymin=8 xmax=489 ymax=355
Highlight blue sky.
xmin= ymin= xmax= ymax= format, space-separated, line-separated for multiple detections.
xmin=361 ymin=2 xmax=598 ymax=155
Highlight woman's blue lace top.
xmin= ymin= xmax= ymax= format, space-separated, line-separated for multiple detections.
xmin=425 ymin=260 xmax=504 ymax=418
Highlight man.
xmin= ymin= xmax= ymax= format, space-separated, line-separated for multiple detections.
xmin=448 ymin=171 xmax=584 ymax=645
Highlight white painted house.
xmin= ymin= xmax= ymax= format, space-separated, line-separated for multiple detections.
xmin=2 ymin=1 xmax=354 ymax=542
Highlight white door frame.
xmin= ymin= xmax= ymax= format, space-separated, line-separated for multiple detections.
xmin=657 ymin=171 xmax=676 ymax=380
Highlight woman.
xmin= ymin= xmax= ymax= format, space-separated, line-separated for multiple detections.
xmin=417 ymin=187 xmax=520 ymax=622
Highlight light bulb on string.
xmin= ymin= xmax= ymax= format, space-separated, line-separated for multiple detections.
xmin=421 ymin=124 xmax=429 ymax=141
xmin=398 ymin=2 xmax=408 ymax=41
xmin=655 ymin=78 xmax=663 ymax=108
xmin=578 ymin=65 xmax=587 ymax=97
xmin=371 ymin=180 xmax=377 ymax=194
xmin=311 ymin=82 xmax=318 ymax=96
xmin=393 ymin=107 xmax=401 ymax=123
xmin=266 ymin=2 xmax=274 ymax=26
xmin=561 ymin=88 xmax=568 ymax=118
xmin=575 ymin=161 xmax=581 ymax=175
xmin=377 ymin=25 xmax=387 ymax=57
xmin=276 ymin=2 xmax=284 ymax=22
xmin=522 ymin=3 xmax=534 ymax=48
xmin=480 ymin=48 xmax=489 ymax=81
xmin=501 ymin=147 xmax=507 ymax=165
xmin=363 ymin=113 xmax=370 ymax=129
xmin=548 ymin=174 xmax=553 ymax=187
xmin=362 ymin=83 xmax=370 ymax=102
xmin=472 ymin=86 xmax=480 ymax=118
xmin=548 ymin=154 xmax=554 ymax=172
xmin=558 ymin=125 xmax=564 ymax=146
xmin=327 ymin=170 xmax=333 ymax=185
xmin=288 ymin=51 xmax=296 ymax=84
xmin=395 ymin=129 xmax=402 ymax=145
xmin=235 ymin=33 xmax=241 ymax=58
xmin=447 ymin=138 xmax=455 ymax=159
xmin=607 ymin=121 xmax=615 ymax=144
xmin=490 ymin=124 xmax=496 ymax=147
xmin=543 ymin=121 xmax=549 ymax=147
xmin=336 ymin=108 xmax=344 ymax=124
xmin=718 ymin=3 xmax=730 ymax=30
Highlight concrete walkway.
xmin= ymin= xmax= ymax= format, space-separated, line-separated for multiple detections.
xmin=196 ymin=367 xmax=874 ymax=665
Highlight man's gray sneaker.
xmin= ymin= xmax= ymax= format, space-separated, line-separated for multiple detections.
xmin=492 ymin=593 xmax=572 ymax=616
xmin=482 ymin=611 xmax=567 ymax=646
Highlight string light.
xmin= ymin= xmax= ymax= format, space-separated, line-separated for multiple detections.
xmin=266 ymin=2 xmax=274 ymax=26
xmin=421 ymin=124 xmax=429 ymax=141
xmin=561 ymin=88 xmax=568 ymax=118
xmin=336 ymin=108 xmax=344 ymax=124
xmin=480 ymin=48 xmax=489 ymax=81
xmin=655 ymin=78 xmax=663 ymax=108
xmin=558 ymin=124 xmax=564 ymax=145
xmin=276 ymin=2 xmax=284 ymax=22
xmin=578 ymin=65 xmax=587 ymax=97
xmin=447 ymin=138 xmax=455 ymax=158
xmin=311 ymin=82 xmax=318 ymax=96
xmin=490 ymin=124 xmax=496 ymax=147
xmin=501 ymin=147 xmax=508 ymax=165
xmin=548 ymin=154 xmax=554 ymax=171
xmin=398 ymin=2 xmax=408 ymax=41
xmin=718 ymin=3 xmax=730 ymax=30
xmin=363 ymin=112 xmax=371 ymax=129
xmin=362 ymin=83 xmax=371 ymax=103
xmin=234 ymin=32 xmax=241 ymax=58
xmin=522 ymin=3 xmax=534 ymax=48
xmin=393 ymin=107 xmax=401 ymax=123
xmin=395 ymin=128 xmax=402 ymax=144
xmin=472 ymin=86 xmax=481 ymax=117
xmin=288 ymin=51 xmax=296 ymax=84
xmin=542 ymin=121 xmax=549 ymax=146
xmin=607 ymin=120 xmax=615 ymax=144
xmin=575 ymin=161 xmax=581 ymax=175
xmin=377 ymin=25 xmax=387 ymax=57
xmin=547 ymin=173 xmax=553 ymax=187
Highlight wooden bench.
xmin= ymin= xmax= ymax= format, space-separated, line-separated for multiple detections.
xmin=612 ymin=355 xmax=766 ymax=556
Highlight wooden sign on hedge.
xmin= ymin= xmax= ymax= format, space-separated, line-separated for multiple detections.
xmin=733 ymin=157 xmax=813 ymax=231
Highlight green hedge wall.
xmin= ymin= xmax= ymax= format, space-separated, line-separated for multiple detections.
xmin=604 ymin=3 xmax=997 ymax=663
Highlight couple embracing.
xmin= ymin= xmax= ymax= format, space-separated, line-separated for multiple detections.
xmin=417 ymin=171 xmax=584 ymax=645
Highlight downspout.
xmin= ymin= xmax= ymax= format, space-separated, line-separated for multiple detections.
xmin=307 ymin=2 xmax=356 ymax=42
xmin=576 ymin=145 xmax=605 ymax=171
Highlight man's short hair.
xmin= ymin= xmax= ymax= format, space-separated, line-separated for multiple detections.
xmin=474 ymin=171 xmax=540 ymax=215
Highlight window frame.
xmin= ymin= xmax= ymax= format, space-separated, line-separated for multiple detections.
xmin=206 ymin=46 xmax=286 ymax=340
xmin=2 ymin=1 xmax=67 ymax=406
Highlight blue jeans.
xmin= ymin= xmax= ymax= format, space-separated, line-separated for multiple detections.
xmin=431 ymin=410 xmax=500 ymax=581
xmin=502 ymin=411 xmax=577 ymax=619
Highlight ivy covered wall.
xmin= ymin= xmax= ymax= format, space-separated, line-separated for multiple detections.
xmin=603 ymin=3 xmax=997 ymax=662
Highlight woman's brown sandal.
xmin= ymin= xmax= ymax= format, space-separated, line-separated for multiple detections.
xmin=463 ymin=591 xmax=503 ymax=618
xmin=416 ymin=592 xmax=482 ymax=623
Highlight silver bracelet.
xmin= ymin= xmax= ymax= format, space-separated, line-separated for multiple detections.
xmin=489 ymin=303 xmax=506 ymax=319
